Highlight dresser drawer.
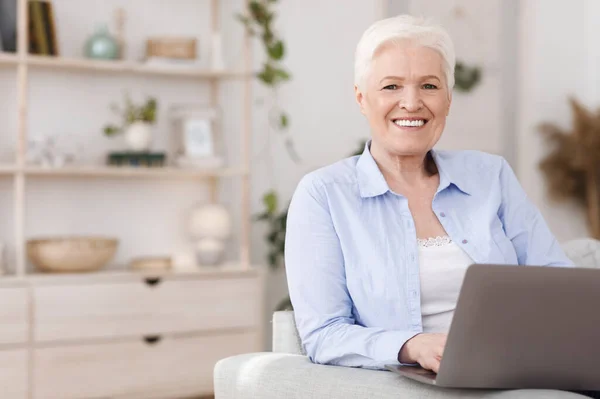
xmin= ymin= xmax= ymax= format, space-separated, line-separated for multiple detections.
xmin=0 ymin=349 xmax=28 ymax=398
xmin=34 ymin=331 xmax=259 ymax=399
xmin=34 ymin=276 xmax=261 ymax=342
xmin=0 ymin=288 xmax=29 ymax=344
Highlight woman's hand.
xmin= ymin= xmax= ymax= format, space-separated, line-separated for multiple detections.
xmin=399 ymin=333 xmax=447 ymax=373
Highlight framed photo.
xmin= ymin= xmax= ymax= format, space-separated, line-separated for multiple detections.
xmin=169 ymin=104 xmax=224 ymax=169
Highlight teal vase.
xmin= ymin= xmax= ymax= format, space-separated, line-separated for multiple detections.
xmin=84 ymin=25 xmax=119 ymax=60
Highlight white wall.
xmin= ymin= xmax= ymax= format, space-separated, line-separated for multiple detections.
xmin=517 ymin=0 xmax=596 ymax=242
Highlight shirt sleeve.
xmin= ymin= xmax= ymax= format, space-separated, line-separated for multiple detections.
xmin=498 ymin=158 xmax=574 ymax=267
xmin=284 ymin=175 xmax=419 ymax=370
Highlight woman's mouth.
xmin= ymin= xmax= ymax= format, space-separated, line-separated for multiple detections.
xmin=392 ymin=118 xmax=429 ymax=129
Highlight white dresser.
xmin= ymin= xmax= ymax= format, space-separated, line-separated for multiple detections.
xmin=0 ymin=267 xmax=265 ymax=398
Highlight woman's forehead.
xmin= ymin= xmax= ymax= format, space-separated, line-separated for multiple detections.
xmin=370 ymin=44 xmax=444 ymax=80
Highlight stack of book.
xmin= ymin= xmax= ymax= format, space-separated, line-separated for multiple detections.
xmin=28 ymin=0 xmax=59 ymax=56
xmin=0 ymin=0 xmax=17 ymax=52
xmin=107 ymin=152 xmax=167 ymax=168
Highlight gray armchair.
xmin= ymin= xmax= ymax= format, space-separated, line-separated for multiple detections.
xmin=214 ymin=239 xmax=600 ymax=398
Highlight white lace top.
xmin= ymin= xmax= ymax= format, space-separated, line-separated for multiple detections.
xmin=417 ymin=236 xmax=474 ymax=333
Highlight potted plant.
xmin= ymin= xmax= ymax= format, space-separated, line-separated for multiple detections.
xmin=103 ymin=94 xmax=158 ymax=152
xmin=539 ymin=97 xmax=600 ymax=238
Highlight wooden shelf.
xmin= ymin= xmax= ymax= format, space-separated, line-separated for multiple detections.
xmin=0 ymin=164 xmax=248 ymax=179
xmin=0 ymin=53 xmax=251 ymax=79
xmin=19 ymin=263 xmax=261 ymax=284
xmin=0 ymin=52 xmax=18 ymax=66
xmin=0 ymin=165 xmax=18 ymax=174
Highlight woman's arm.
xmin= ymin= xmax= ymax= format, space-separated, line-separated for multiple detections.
xmin=498 ymin=158 xmax=574 ymax=267
xmin=284 ymin=175 xmax=419 ymax=369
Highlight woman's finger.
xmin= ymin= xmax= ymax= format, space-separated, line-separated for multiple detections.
xmin=430 ymin=358 xmax=441 ymax=373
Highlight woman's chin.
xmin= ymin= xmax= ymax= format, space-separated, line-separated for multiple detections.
xmin=386 ymin=134 xmax=433 ymax=155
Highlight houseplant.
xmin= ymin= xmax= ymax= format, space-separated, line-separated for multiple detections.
xmin=236 ymin=0 xmax=299 ymax=163
xmin=103 ymin=93 xmax=158 ymax=152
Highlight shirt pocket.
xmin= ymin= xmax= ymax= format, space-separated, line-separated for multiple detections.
xmin=491 ymin=218 xmax=519 ymax=264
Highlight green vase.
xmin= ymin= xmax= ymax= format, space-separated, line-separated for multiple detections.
xmin=84 ymin=25 xmax=119 ymax=60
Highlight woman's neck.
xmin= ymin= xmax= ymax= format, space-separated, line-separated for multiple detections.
xmin=370 ymin=142 xmax=437 ymax=191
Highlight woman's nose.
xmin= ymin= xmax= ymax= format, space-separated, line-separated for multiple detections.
xmin=399 ymin=87 xmax=423 ymax=112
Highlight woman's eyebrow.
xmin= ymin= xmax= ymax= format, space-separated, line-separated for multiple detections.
xmin=379 ymin=75 xmax=441 ymax=83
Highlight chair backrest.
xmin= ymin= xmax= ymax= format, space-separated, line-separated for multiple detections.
xmin=561 ymin=238 xmax=600 ymax=268
xmin=271 ymin=239 xmax=600 ymax=354
xmin=272 ymin=310 xmax=304 ymax=355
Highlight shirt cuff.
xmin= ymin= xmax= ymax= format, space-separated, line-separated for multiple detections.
xmin=376 ymin=329 xmax=421 ymax=366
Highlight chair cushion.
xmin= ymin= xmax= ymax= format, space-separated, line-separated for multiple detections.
xmin=214 ymin=352 xmax=590 ymax=399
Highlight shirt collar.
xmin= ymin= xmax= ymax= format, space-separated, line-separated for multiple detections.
xmin=356 ymin=140 xmax=390 ymax=198
xmin=356 ymin=140 xmax=473 ymax=198
xmin=430 ymin=149 xmax=473 ymax=196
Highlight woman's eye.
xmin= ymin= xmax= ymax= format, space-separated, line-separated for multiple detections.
xmin=383 ymin=84 xmax=398 ymax=90
xmin=423 ymin=83 xmax=438 ymax=90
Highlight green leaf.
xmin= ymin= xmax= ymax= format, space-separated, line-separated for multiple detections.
xmin=253 ymin=213 xmax=270 ymax=221
xmin=267 ymin=231 xmax=278 ymax=244
xmin=262 ymin=29 xmax=274 ymax=45
xmin=257 ymin=63 xmax=276 ymax=85
xmin=276 ymin=237 xmax=285 ymax=252
xmin=274 ymin=67 xmax=291 ymax=81
xmin=280 ymin=112 xmax=289 ymax=129
xmin=103 ymin=125 xmax=121 ymax=136
xmin=268 ymin=40 xmax=284 ymax=60
xmin=268 ymin=252 xmax=278 ymax=268
xmin=249 ymin=1 xmax=268 ymax=24
xmin=263 ymin=191 xmax=278 ymax=214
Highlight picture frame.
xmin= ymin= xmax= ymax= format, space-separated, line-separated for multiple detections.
xmin=169 ymin=104 xmax=224 ymax=169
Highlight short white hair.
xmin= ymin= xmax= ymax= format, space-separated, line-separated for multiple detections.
xmin=354 ymin=14 xmax=456 ymax=91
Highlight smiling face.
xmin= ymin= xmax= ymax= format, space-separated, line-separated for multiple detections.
xmin=355 ymin=40 xmax=451 ymax=159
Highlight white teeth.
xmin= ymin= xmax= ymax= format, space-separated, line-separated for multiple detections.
xmin=394 ymin=119 xmax=425 ymax=127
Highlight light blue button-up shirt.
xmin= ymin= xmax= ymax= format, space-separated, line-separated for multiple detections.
xmin=284 ymin=141 xmax=573 ymax=370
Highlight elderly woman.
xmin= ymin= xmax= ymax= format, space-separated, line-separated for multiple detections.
xmin=284 ymin=14 xmax=573 ymax=375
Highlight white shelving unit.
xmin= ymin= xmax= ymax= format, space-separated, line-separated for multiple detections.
xmin=1 ymin=0 xmax=254 ymax=277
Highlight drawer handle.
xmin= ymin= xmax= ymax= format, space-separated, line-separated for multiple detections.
xmin=143 ymin=335 xmax=162 ymax=345
xmin=144 ymin=277 xmax=162 ymax=286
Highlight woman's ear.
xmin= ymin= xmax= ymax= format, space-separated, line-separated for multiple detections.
xmin=355 ymin=85 xmax=366 ymax=115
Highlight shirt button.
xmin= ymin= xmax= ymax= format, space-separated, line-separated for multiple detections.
xmin=440 ymin=212 xmax=446 ymax=217
xmin=462 ymin=239 xmax=468 ymax=244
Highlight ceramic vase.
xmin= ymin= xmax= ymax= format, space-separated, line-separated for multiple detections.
xmin=84 ymin=25 xmax=119 ymax=60
xmin=124 ymin=121 xmax=152 ymax=152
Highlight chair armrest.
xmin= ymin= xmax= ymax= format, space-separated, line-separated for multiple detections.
xmin=213 ymin=353 xmax=586 ymax=399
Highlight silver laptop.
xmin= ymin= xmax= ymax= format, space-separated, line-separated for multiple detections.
xmin=385 ymin=264 xmax=600 ymax=391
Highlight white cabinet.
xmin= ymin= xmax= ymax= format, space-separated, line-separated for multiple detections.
xmin=34 ymin=275 xmax=261 ymax=342
xmin=0 ymin=349 xmax=28 ymax=398
xmin=0 ymin=287 xmax=29 ymax=344
xmin=34 ymin=331 xmax=259 ymax=399
xmin=0 ymin=269 xmax=264 ymax=398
